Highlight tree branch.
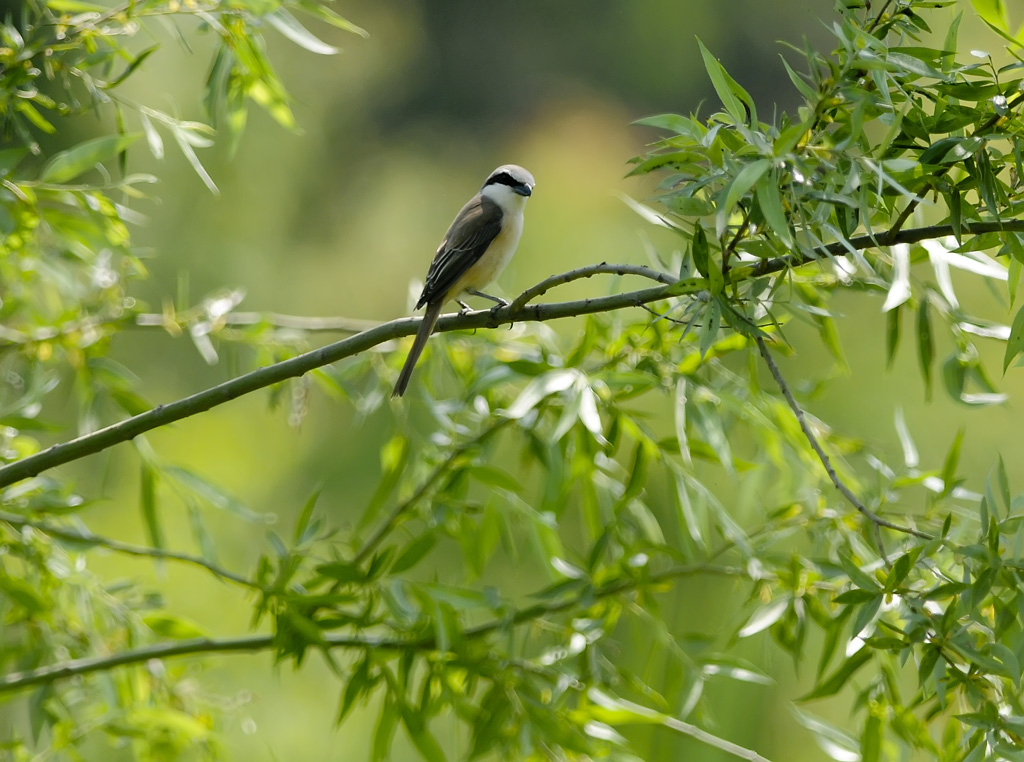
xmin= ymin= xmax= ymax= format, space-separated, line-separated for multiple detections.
xmin=0 ymin=510 xmax=259 ymax=589
xmin=0 ymin=270 xmax=679 ymax=489
xmin=0 ymin=562 xmax=744 ymax=694
xmin=0 ymin=221 xmax=1012 ymax=490
xmin=134 ymin=312 xmax=380 ymax=334
xmin=754 ymin=336 xmax=932 ymax=540
xmin=745 ymin=219 xmax=1024 ymax=279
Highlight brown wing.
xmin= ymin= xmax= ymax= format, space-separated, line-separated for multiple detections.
xmin=416 ymin=195 xmax=503 ymax=309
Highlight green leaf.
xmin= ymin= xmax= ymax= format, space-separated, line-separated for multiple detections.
xmin=755 ymin=172 xmax=793 ymax=247
xmin=861 ymin=712 xmax=883 ymax=762
xmin=143 ymin=613 xmax=207 ymax=639
xmin=884 ymin=548 xmax=920 ymax=591
xmin=837 ymin=553 xmax=881 ymax=592
xmin=940 ymin=428 xmax=965 ymax=497
xmin=401 ymin=709 xmax=446 ymax=762
xmin=41 ymin=134 xmax=141 ymax=184
xmin=316 ymin=561 xmax=365 ymax=584
xmin=971 ymin=0 xmax=1008 ymax=31
xmin=293 ymin=485 xmax=322 ymax=545
xmin=505 ymin=369 xmax=576 ymax=418
xmin=46 ymin=0 xmax=105 ymax=8
xmin=738 ymin=597 xmax=789 ymax=638
xmin=620 ymin=441 xmax=651 ymax=506
xmin=918 ymin=297 xmax=934 ymax=399
xmin=631 ymin=113 xmax=693 ymax=134
xmin=697 ymin=39 xmax=748 ymax=124
xmin=0 ymin=574 xmax=46 ymax=613
xmin=791 ymin=708 xmax=863 ymax=760
xmin=717 ymin=158 xmax=770 ymax=238
xmin=372 ymin=698 xmax=398 ymax=762
xmin=0 ymin=147 xmax=28 ymax=176
xmin=165 ymin=466 xmax=265 ymax=522
xmin=105 ymin=45 xmax=159 ymax=89
xmin=885 ymin=304 xmax=901 ymax=368
xmin=141 ymin=461 xmax=162 ymax=551
xmin=391 ymin=534 xmax=436 ymax=574
xmin=1003 ymin=303 xmax=1024 ymax=370
xmin=801 ymin=648 xmax=872 ymax=700
xmin=698 ymin=296 xmax=722 ymax=357
xmin=337 ymin=656 xmax=373 ymax=724
xmin=294 ymin=0 xmax=370 ymax=37
xmin=363 ymin=435 xmax=409 ymax=524
xmin=171 ymin=125 xmax=219 ymax=194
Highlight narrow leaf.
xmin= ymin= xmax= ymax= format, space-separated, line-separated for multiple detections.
xmin=697 ymin=39 xmax=746 ymax=123
xmin=717 ymin=158 xmax=770 ymax=238
xmin=801 ymin=649 xmax=872 ymax=700
xmin=41 ymin=134 xmax=141 ymax=183
xmin=918 ymin=297 xmax=934 ymax=398
xmin=882 ymin=244 xmax=911 ymax=312
xmin=1003 ymin=303 xmax=1024 ymax=371
xmin=266 ymin=8 xmax=339 ymax=55
xmin=140 ymin=462 xmax=162 ymax=550
xmin=755 ymin=172 xmax=793 ymax=247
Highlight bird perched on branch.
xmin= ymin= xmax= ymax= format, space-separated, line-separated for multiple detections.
xmin=392 ymin=164 xmax=535 ymax=398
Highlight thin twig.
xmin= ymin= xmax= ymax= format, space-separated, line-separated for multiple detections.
xmin=754 ymin=336 xmax=932 ymax=540
xmin=0 ymin=562 xmax=744 ymax=694
xmin=640 ymin=303 xmax=690 ymax=326
xmin=866 ymin=0 xmax=894 ymax=32
xmin=352 ymin=417 xmax=515 ymax=565
xmin=134 ymin=312 xmax=380 ymax=334
xmin=509 ymin=262 xmax=676 ymax=310
xmin=0 ymin=510 xmax=259 ymax=589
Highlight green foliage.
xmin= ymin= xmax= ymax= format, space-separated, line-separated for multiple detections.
xmin=5 ymin=0 xmax=1024 ymax=761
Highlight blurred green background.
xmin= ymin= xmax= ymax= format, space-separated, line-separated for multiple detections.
xmin=66 ymin=1 xmax=1024 ymax=759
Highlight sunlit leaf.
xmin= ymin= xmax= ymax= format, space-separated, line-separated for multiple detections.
xmin=1003 ymin=303 xmax=1024 ymax=370
xmin=739 ymin=597 xmax=789 ymax=638
xmin=41 ymin=134 xmax=141 ymax=184
xmin=697 ymin=39 xmax=752 ymax=124
xmin=144 ymin=613 xmax=207 ymax=639
xmin=266 ymin=8 xmax=339 ymax=54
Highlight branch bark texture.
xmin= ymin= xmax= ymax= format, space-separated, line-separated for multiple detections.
xmin=0 ymin=220 xmax=1013 ymax=489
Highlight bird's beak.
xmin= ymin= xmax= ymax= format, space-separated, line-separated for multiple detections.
xmin=514 ymin=184 xmax=533 ymax=197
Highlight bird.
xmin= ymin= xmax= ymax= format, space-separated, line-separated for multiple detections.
xmin=392 ymin=164 xmax=535 ymax=398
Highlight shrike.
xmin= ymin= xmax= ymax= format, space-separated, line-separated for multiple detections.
xmin=392 ymin=164 xmax=535 ymax=398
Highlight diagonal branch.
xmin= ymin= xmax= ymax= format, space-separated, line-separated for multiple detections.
xmin=0 ymin=220 xmax=1015 ymax=490
xmin=0 ymin=283 xmax=674 ymax=490
xmin=754 ymin=336 xmax=932 ymax=540
xmin=0 ymin=561 xmax=744 ymax=694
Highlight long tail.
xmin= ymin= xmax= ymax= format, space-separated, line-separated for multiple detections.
xmin=392 ymin=300 xmax=444 ymax=398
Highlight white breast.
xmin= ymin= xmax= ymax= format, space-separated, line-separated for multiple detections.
xmin=450 ymin=185 xmax=528 ymax=298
